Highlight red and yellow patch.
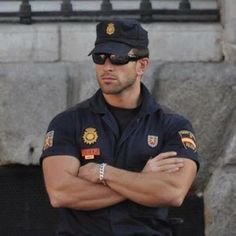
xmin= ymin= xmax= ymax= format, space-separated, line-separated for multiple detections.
xmin=43 ymin=131 xmax=54 ymax=150
xmin=81 ymin=148 xmax=101 ymax=160
xmin=179 ymin=130 xmax=197 ymax=151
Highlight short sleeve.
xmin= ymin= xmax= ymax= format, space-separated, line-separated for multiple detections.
xmin=40 ymin=110 xmax=80 ymax=165
xmin=162 ymin=115 xmax=199 ymax=171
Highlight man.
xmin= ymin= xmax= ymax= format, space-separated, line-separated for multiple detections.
xmin=41 ymin=19 xmax=199 ymax=236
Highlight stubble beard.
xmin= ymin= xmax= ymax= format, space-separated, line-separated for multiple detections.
xmin=98 ymin=76 xmax=136 ymax=95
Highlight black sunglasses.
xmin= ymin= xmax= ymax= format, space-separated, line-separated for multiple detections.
xmin=92 ymin=53 xmax=141 ymax=65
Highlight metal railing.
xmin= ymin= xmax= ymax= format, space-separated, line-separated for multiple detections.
xmin=0 ymin=0 xmax=220 ymax=24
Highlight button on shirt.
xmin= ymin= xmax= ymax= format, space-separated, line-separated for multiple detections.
xmin=41 ymin=84 xmax=199 ymax=236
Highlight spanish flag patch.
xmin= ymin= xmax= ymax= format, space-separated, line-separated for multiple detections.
xmin=43 ymin=130 xmax=54 ymax=150
xmin=178 ymin=130 xmax=197 ymax=152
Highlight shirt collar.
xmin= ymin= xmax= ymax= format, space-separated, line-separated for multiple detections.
xmin=89 ymin=83 xmax=160 ymax=115
xmin=138 ymin=83 xmax=160 ymax=116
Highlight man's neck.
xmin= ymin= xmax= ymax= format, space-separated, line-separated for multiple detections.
xmin=103 ymin=86 xmax=142 ymax=109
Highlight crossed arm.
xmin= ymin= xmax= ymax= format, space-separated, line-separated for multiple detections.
xmin=42 ymin=152 xmax=197 ymax=210
xmin=42 ymin=155 xmax=124 ymax=210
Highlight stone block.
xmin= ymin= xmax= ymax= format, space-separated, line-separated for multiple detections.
xmin=205 ymin=105 xmax=236 ymax=236
xmin=152 ymin=62 xmax=236 ymax=190
xmin=67 ymin=62 xmax=98 ymax=106
xmin=204 ymin=168 xmax=236 ymax=236
xmin=223 ymin=43 xmax=236 ymax=63
xmin=0 ymin=25 xmax=59 ymax=62
xmin=222 ymin=0 xmax=236 ymax=24
xmin=224 ymin=23 xmax=236 ymax=43
xmin=223 ymin=0 xmax=236 ymax=41
xmin=144 ymin=23 xmax=223 ymax=62
xmin=0 ymin=64 xmax=68 ymax=165
xmin=61 ymin=24 xmax=96 ymax=62
xmin=221 ymin=110 xmax=236 ymax=165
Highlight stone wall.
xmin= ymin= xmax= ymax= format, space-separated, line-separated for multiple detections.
xmin=0 ymin=0 xmax=235 ymax=235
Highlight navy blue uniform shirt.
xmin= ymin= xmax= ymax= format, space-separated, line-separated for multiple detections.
xmin=41 ymin=84 xmax=199 ymax=236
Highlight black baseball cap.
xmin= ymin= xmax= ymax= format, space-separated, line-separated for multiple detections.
xmin=88 ymin=19 xmax=149 ymax=56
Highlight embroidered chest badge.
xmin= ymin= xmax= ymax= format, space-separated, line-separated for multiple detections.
xmin=83 ymin=127 xmax=98 ymax=145
xmin=147 ymin=135 xmax=158 ymax=148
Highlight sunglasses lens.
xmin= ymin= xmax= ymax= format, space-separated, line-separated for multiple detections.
xmin=110 ymin=55 xmax=129 ymax=65
xmin=92 ymin=54 xmax=139 ymax=65
xmin=92 ymin=54 xmax=106 ymax=64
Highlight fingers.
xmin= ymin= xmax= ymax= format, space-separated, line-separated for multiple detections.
xmin=151 ymin=152 xmax=183 ymax=164
xmin=153 ymin=157 xmax=184 ymax=167
xmin=152 ymin=151 xmax=177 ymax=161
xmin=166 ymin=167 xmax=181 ymax=173
xmin=153 ymin=162 xmax=184 ymax=172
xmin=152 ymin=152 xmax=184 ymax=164
xmin=144 ymin=152 xmax=185 ymax=173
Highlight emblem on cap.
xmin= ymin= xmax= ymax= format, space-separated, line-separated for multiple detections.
xmin=83 ymin=128 xmax=98 ymax=145
xmin=147 ymin=135 xmax=158 ymax=148
xmin=106 ymin=23 xmax=115 ymax=35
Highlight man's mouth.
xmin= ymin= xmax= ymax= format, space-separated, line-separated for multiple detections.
xmin=101 ymin=76 xmax=116 ymax=81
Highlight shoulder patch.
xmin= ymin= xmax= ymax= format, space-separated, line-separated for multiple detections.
xmin=43 ymin=131 xmax=54 ymax=150
xmin=178 ymin=130 xmax=197 ymax=152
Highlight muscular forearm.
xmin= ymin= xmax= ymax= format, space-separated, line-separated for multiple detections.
xmin=77 ymin=154 xmax=196 ymax=208
xmin=104 ymin=165 xmax=180 ymax=207
xmin=43 ymin=156 xmax=126 ymax=210
xmin=49 ymin=175 xmax=125 ymax=210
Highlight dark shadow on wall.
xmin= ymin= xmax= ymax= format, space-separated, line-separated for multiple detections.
xmin=0 ymin=165 xmax=204 ymax=236
xmin=0 ymin=165 xmax=58 ymax=236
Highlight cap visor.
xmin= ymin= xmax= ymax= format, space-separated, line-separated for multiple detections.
xmin=88 ymin=42 xmax=131 ymax=56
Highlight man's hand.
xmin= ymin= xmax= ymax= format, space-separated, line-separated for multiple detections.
xmin=78 ymin=152 xmax=184 ymax=184
xmin=78 ymin=163 xmax=101 ymax=183
xmin=142 ymin=152 xmax=184 ymax=173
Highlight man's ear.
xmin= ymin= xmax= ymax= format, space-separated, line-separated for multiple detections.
xmin=136 ymin=58 xmax=149 ymax=76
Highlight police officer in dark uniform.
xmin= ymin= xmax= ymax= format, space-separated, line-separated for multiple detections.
xmin=41 ymin=19 xmax=199 ymax=236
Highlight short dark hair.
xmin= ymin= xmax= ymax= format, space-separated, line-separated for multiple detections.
xmin=132 ymin=48 xmax=149 ymax=58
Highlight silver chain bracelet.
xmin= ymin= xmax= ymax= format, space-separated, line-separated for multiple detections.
xmin=99 ymin=163 xmax=107 ymax=185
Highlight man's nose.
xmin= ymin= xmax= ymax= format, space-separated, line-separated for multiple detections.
xmin=103 ymin=58 xmax=114 ymax=71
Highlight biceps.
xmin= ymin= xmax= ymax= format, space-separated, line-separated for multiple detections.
xmin=173 ymin=158 xmax=197 ymax=192
xmin=161 ymin=158 xmax=197 ymax=206
xmin=42 ymin=155 xmax=80 ymax=190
